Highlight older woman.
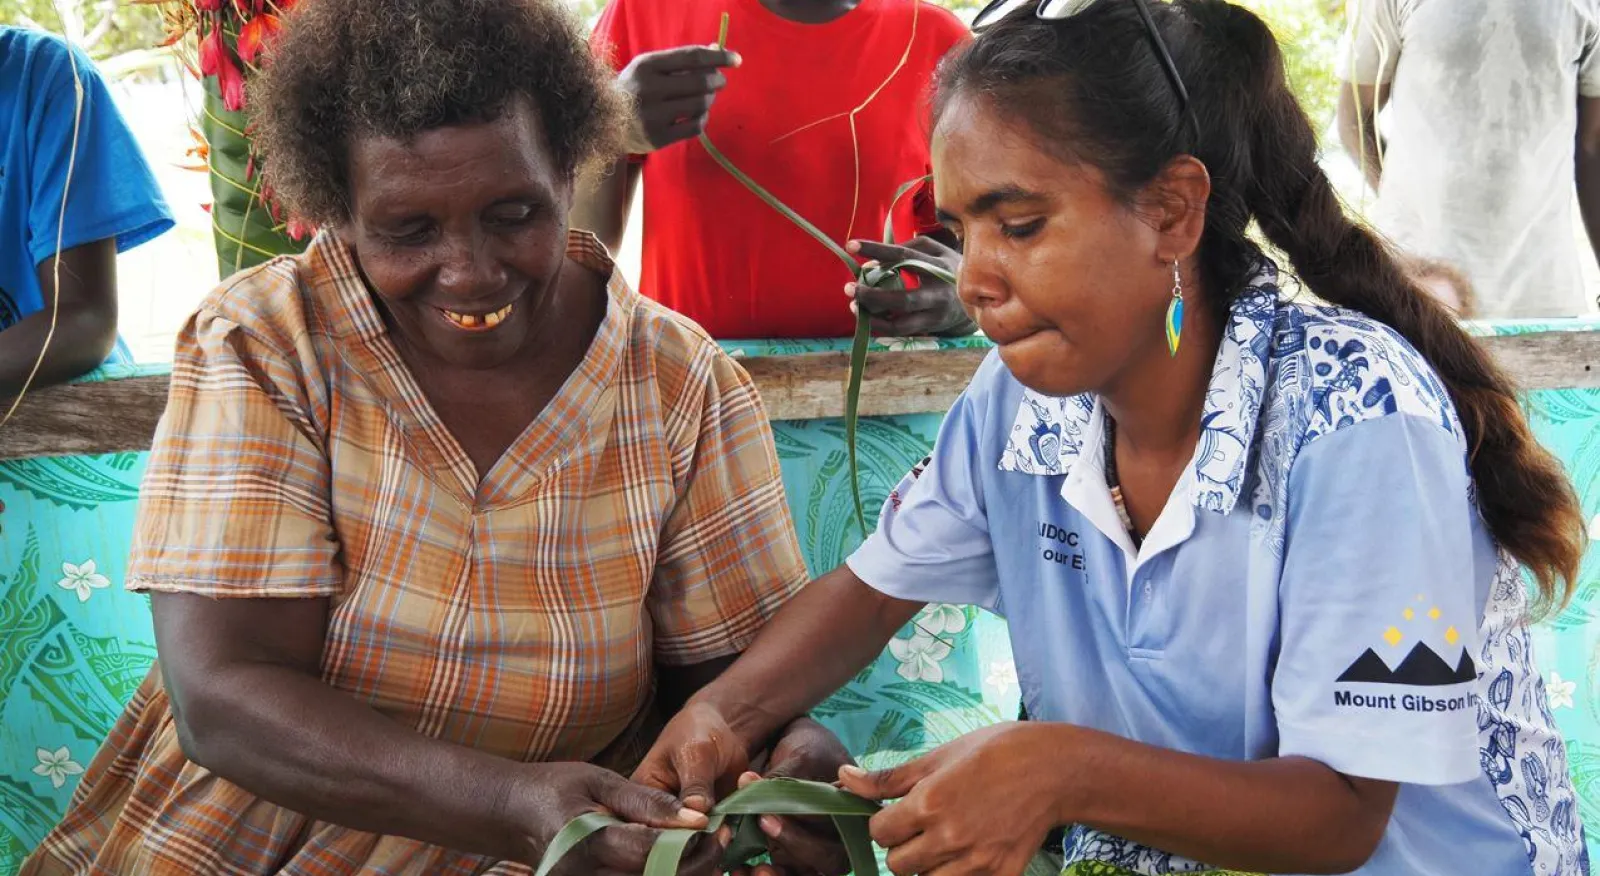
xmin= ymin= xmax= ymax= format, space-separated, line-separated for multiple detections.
xmin=19 ymin=0 xmax=845 ymax=873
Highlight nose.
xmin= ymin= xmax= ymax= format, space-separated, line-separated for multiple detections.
xmin=435 ymin=229 xmax=507 ymax=301
xmin=956 ymin=241 xmax=1008 ymax=313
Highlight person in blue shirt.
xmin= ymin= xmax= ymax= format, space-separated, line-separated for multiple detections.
xmin=0 ymin=26 xmax=174 ymax=397
xmin=622 ymin=1 xmax=1593 ymax=875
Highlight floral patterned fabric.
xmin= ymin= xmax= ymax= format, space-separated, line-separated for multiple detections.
xmin=3 ymin=318 xmax=1598 ymax=874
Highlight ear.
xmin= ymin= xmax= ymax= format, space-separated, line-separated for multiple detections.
xmin=1146 ymin=155 xmax=1211 ymax=262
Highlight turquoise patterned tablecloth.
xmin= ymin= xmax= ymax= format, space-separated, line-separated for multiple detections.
xmin=2 ymin=323 xmax=1597 ymax=874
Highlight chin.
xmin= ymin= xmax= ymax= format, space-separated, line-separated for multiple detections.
xmin=997 ymin=347 xmax=1091 ymax=399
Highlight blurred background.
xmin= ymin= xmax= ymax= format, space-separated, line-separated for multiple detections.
xmin=3 ymin=0 xmax=1592 ymax=361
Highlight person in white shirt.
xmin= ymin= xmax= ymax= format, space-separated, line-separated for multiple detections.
xmin=1338 ymin=0 xmax=1600 ymax=319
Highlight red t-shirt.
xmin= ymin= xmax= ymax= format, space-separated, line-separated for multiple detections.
xmin=591 ymin=0 xmax=968 ymax=339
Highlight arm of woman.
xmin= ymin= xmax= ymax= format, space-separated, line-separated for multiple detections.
xmin=155 ymin=592 xmax=700 ymax=865
xmin=840 ymin=722 xmax=1396 ymax=876
xmin=640 ymin=360 xmax=1006 ymax=800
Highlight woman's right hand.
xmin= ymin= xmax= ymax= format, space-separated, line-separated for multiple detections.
xmin=500 ymin=761 xmax=726 ymax=875
xmin=615 ymin=45 xmax=740 ymax=155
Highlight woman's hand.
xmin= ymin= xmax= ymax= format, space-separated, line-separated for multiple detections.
xmin=615 ymin=45 xmax=740 ymax=154
xmin=500 ymin=761 xmax=722 ymax=875
xmin=729 ymin=717 xmax=856 ymax=876
xmin=846 ymin=237 xmax=975 ymax=337
xmin=837 ymin=722 xmax=1067 ymax=876
xmin=633 ymin=700 xmax=755 ymax=813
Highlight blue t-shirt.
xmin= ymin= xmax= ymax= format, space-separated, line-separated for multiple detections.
xmin=0 ymin=27 xmax=173 ymax=359
xmin=850 ymin=261 xmax=1588 ymax=875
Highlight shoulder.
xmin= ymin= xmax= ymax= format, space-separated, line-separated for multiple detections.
xmin=1 ymin=28 xmax=106 ymax=96
xmin=626 ymin=290 xmax=757 ymax=408
xmin=914 ymin=1 xmax=970 ymax=48
xmin=879 ymin=0 xmax=969 ymax=53
xmin=1267 ymin=300 xmax=1463 ymax=450
xmin=193 ymin=248 xmax=328 ymax=368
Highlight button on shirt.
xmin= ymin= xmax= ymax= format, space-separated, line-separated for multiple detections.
xmin=849 ymin=261 xmax=1587 ymax=875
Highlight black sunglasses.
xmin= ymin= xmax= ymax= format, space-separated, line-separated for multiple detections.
xmin=970 ymin=0 xmax=1200 ymax=142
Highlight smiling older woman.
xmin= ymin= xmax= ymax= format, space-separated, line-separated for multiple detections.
xmin=17 ymin=0 xmax=847 ymax=873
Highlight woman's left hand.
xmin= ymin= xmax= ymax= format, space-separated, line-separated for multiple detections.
xmin=729 ymin=717 xmax=855 ymax=876
xmin=837 ymin=722 xmax=1068 ymax=876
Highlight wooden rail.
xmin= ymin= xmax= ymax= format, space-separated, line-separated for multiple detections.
xmin=1 ymin=331 xmax=1597 ymax=461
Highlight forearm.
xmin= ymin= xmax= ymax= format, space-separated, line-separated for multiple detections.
xmin=1576 ymin=156 xmax=1600 ymax=265
xmin=690 ymin=566 xmax=920 ymax=752
xmin=173 ymin=660 xmax=532 ymax=861
xmin=1048 ymin=724 xmax=1392 ymax=874
xmin=1337 ymin=85 xmax=1384 ymax=192
xmin=571 ymin=158 xmax=640 ymax=254
xmin=0 ymin=301 xmax=116 ymax=397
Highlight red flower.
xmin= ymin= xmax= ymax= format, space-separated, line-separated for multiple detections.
xmin=286 ymin=219 xmax=313 ymax=242
xmin=193 ymin=0 xmax=223 ymax=10
xmin=237 ymin=13 xmax=281 ymax=65
xmin=197 ymin=26 xmax=224 ymax=76
xmin=200 ymin=27 xmax=247 ymax=111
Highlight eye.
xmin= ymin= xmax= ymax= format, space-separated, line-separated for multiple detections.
xmin=488 ymin=205 xmax=540 ymax=228
xmin=1000 ymin=218 xmax=1044 ymax=240
xmin=379 ymin=221 xmax=433 ymax=247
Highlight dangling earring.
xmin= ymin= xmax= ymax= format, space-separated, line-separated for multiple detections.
xmin=1165 ymin=259 xmax=1185 ymax=357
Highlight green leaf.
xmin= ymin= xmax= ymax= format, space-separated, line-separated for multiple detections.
xmin=538 ymin=779 xmax=880 ymax=876
xmin=881 ymin=175 xmax=929 ymax=245
xmin=644 ymin=815 xmax=726 ymax=876
xmin=698 ymin=133 xmax=858 ymax=274
xmin=844 ymin=309 xmax=873 ymax=536
xmin=714 ymin=777 xmax=879 ymax=816
xmin=533 ymin=810 xmax=621 ymax=876
xmin=202 ymin=78 xmax=306 ymax=278
xmin=881 ymin=258 xmax=958 ymax=285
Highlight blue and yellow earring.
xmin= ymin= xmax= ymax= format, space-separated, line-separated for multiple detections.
xmin=1165 ymin=259 xmax=1184 ymax=357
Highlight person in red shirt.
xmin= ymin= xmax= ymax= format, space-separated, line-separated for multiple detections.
xmin=575 ymin=0 xmax=975 ymax=339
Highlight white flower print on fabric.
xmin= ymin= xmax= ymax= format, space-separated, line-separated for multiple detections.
xmin=1547 ymin=673 xmax=1577 ymax=711
xmin=57 ymin=559 xmax=110 ymax=603
xmin=888 ymin=632 xmax=953 ymax=683
xmin=33 ymin=746 xmax=83 ymax=789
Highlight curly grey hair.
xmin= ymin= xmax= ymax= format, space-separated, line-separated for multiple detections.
xmin=249 ymin=0 xmax=625 ymax=225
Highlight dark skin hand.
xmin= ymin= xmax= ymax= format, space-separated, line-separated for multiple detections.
xmin=635 ymin=712 xmax=856 ymax=876
xmin=846 ymin=232 xmax=977 ymax=337
xmin=0 ymin=239 xmax=119 ymax=399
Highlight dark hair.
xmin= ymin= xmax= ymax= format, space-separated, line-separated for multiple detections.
xmin=250 ymin=0 xmax=625 ymax=225
xmin=936 ymin=0 xmax=1584 ymax=615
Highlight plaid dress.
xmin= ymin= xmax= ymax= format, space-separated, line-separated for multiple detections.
xmin=22 ymin=232 xmax=808 ymax=875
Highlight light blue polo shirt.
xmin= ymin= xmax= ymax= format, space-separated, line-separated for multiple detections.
xmin=849 ymin=261 xmax=1587 ymax=875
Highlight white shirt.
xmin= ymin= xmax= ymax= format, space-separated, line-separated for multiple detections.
xmin=1341 ymin=0 xmax=1600 ymax=319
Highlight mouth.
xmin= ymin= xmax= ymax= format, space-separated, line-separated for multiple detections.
xmin=436 ymin=302 xmax=515 ymax=332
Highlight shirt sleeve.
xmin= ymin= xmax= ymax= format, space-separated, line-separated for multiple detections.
xmin=648 ymin=349 xmax=809 ymax=666
xmin=127 ymin=305 xmax=341 ymax=598
xmin=1580 ymin=10 xmax=1600 ymax=97
xmin=26 ymin=36 xmax=173 ymax=268
xmin=846 ymin=371 xmax=1000 ymax=610
xmin=1336 ymin=0 xmax=1403 ymax=86
xmin=1273 ymin=414 xmax=1482 ymax=786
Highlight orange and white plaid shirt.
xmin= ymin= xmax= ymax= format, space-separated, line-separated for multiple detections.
xmin=23 ymin=231 xmax=808 ymax=875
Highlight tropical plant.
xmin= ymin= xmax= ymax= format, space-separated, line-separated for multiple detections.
xmin=125 ymin=0 xmax=308 ymax=279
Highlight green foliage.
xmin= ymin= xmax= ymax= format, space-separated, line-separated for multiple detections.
xmin=0 ymin=0 xmax=166 ymax=67
xmin=929 ymin=0 xmax=1345 ymax=128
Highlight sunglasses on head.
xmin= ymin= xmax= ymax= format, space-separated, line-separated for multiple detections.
xmin=970 ymin=0 xmax=1200 ymax=142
